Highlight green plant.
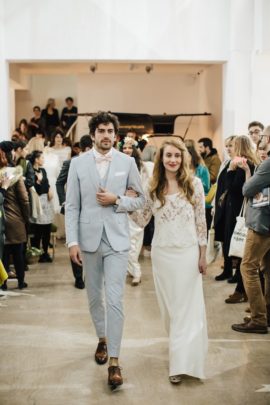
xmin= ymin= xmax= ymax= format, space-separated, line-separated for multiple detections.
xmin=26 ymin=247 xmax=43 ymax=257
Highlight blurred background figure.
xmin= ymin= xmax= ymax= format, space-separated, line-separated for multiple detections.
xmin=41 ymin=98 xmax=60 ymax=141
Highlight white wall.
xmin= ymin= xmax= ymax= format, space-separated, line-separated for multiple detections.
xmin=15 ymin=75 xmax=77 ymax=125
xmin=3 ymin=0 xmax=229 ymax=62
xmin=76 ymin=67 xmax=222 ymax=143
xmin=251 ymin=54 xmax=270 ymax=127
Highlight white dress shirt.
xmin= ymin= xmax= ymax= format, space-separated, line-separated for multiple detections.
xmin=92 ymin=148 xmax=113 ymax=180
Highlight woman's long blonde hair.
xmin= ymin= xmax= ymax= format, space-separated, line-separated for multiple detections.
xmin=234 ymin=135 xmax=260 ymax=165
xmin=149 ymin=138 xmax=195 ymax=207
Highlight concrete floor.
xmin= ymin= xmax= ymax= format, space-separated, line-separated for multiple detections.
xmin=1 ymin=242 xmax=270 ymax=405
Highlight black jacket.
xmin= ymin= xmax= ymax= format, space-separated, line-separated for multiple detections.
xmin=243 ymin=158 xmax=270 ymax=234
xmin=56 ymin=159 xmax=71 ymax=212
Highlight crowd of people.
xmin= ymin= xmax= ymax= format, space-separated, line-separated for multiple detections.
xmin=0 ymin=108 xmax=270 ymax=389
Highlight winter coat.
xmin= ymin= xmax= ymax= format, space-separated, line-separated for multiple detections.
xmin=4 ymin=177 xmax=30 ymax=244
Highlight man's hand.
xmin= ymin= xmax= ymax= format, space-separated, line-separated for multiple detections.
xmin=96 ymin=187 xmax=117 ymax=206
xmin=69 ymin=245 xmax=83 ymax=266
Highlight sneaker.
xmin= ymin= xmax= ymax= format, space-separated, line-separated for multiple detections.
xmin=225 ymin=291 xmax=248 ymax=304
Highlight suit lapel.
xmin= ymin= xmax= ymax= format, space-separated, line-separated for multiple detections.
xmin=87 ymin=150 xmax=100 ymax=190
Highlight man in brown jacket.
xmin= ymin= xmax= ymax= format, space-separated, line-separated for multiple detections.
xmin=198 ymin=137 xmax=221 ymax=184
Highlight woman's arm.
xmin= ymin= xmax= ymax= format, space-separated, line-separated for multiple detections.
xmin=193 ymin=179 xmax=207 ymax=274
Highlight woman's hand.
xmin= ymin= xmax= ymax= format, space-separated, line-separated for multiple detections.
xmin=199 ymin=245 xmax=207 ymax=275
xmin=199 ymin=255 xmax=207 ymax=275
xmin=36 ymin=172 xmax=43 ymax=183
xmin=0 ymin=174 xmax=14 ymax=190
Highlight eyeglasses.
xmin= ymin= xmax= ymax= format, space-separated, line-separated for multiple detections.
xmin=248 ymin=130 xmax=261 ymax=135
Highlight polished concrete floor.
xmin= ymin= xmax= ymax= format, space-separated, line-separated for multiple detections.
xmin=1 ymin=242 xmax=270 ymax=405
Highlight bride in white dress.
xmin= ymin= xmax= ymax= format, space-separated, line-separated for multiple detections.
xmin=131 ymin=138 xmax=208 ymax=384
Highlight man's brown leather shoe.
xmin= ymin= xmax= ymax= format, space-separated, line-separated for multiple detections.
xmin=94 ymin=341 xmax=108 ymax=365
xmin=108 ymin=366 xmax=123 ymax=388
xmin=232 ymin=321 xmax=268 ymax=334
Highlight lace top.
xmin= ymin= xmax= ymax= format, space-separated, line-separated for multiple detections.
xmin=131 ymin=177 xmax=207 ymax=248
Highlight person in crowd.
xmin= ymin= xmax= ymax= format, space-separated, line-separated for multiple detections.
xmin=13 ymin=141 xmax=35 ymax=191
xmin=28 ymin=151 xmax=54 ymax=263
xmin=213 ymin=136 xmax=237 ymax=279
xmin=185 ymin=139 xmax=211 ymax=229
xmin=44 ymin=129 xmax=71 ymax=238
xmin=56 ymin=134 xmax=92 ymax=289
xmin=41 ymin=98 xmax=60 ymax=140
xmin=198 ymin=137 xmax=221 ymax=184
xmin=257 ymin=138 xmax=270 ymax=162
xmin=130 ymin=138 xmax=208 ymax=384
xmin=65 ymin=111 xmax=145 ymax=389
xmin=28 ymin=106 xmax=46 ymax=138
xmin=232 ymin=132 xmax=270 ymax=334
xmin=0 ymin=151 xmax=15 ymax=260
xmin=120 ymin=136 xmax=154 ymax=286
xmin=248 ymin=121 xmax=264 ymax=147
xmin=0 ymin=141 xmax=30 ymax=290
xmin=62 ymin=137 xmax=72 ymax=149
xmin=220 ymin=137 xmax=259 ymax=305
xmin=71 ymin=141 xmax=81 ymax=157
xmin=60 ymin=97 xmax=78 ymax=132
xmin=126 ymin=128 xmax=139 ymax=141
xmin=185 ymin=139 xmax=210 ymax=195
xmin=16 ymin=119 xmax=30 ymax=141
xmin=26 ymin=129 xmax=46 ymax=154
xmin=141 ymin=134 xmax=157 ymax=162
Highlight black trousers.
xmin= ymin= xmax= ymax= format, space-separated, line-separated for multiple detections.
xmin=3 ymin=243 xmax=25 ymax=284
xmin=31 ymin=224 xmax=51 ymax=254
xmin=143 ymin=216 xmax=154 ymax=246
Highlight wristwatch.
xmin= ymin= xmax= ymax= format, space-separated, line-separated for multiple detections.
xmin=115 ymin=195 xmax=121 ymax=205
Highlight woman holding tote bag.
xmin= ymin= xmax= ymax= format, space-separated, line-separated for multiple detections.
xmin=222 ymin=136 xmax=259 ymax=303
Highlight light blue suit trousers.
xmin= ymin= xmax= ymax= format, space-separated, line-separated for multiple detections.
xmin=82 ymin=229 xmax=128 ymax=358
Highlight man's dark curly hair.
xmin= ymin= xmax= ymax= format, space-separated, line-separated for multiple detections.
xmin=89 ymin=111 xmax=120 ymax=135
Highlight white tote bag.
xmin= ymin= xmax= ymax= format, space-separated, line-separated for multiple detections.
xmin=229 ymin=201 xmax=248 ymax=259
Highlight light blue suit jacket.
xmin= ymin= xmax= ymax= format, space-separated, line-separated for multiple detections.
xmin=65 ymin=148 xmax=145 ymax=252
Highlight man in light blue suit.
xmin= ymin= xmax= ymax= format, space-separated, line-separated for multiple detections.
xmin=65 ymin=111 xmax=145 ymax=389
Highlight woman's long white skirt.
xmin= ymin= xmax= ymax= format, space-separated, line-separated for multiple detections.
xmin=151 ymin=244 xmax=208 ymax=379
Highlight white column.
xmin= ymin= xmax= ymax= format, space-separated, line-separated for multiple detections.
xmin=0 ymin=59 xmax=11 ymax=140
xmin=222 ymin=0 xmax=254 ymax=138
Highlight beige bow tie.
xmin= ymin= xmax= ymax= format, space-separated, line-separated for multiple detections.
xmin=95 ymin=155 xmax=112 ymax=163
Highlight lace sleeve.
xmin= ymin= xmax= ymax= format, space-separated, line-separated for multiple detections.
xmin=129 ymin=189 xmax=153 ymax=228
xmin=193 ymin=178 xmax=207 ymax=246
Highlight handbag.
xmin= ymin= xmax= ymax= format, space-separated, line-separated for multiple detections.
xmin=205 ymin=183 xmax=217 ymax=205
xmin=0 ymin=259 xmax=8 ymax=286
xmin=206 ymin=222 xmax=221 ymax=265
xmin=229 ymin=200 xmax=248 ymax=258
